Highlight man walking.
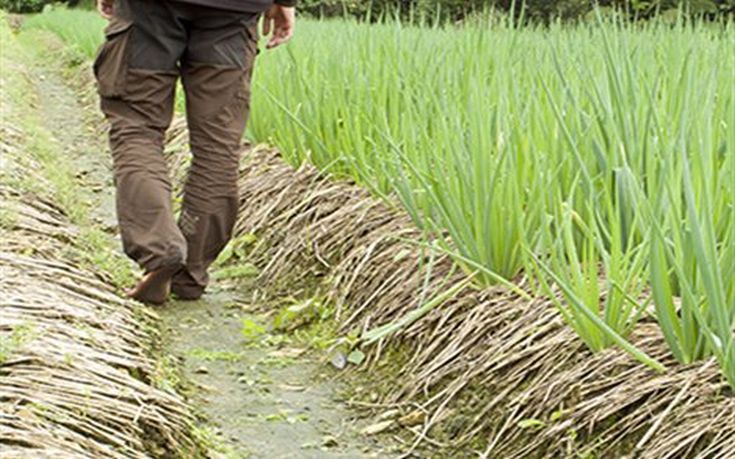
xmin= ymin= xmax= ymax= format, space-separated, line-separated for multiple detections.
xmin=95 ymin=0 xmax=295 ymax=304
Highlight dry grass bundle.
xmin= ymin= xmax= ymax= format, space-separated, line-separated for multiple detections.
xmin=1 ymin=61 xmax=197 ymax=459
xmin=236 ymin=147 xmax=395 ymax=283
xmin=0 ymin=252 xmax=196 ymax=457
xmin=221 ymin=147 xmax=734 ymax=458
xmin=0 ymin=177 xmax=198 ymax=457
xmin=398 ymin=297 xmax=733 ymax=458
xmin=165 ymin=117 xmax=191 ymax=185
xmin=0 ymin=185 xmax=78 ymax=253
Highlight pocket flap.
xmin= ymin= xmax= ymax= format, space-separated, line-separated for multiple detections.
xmin=104 ymin=18 xmax=133 ymax=38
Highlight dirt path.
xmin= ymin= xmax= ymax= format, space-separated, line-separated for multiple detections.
xmin=161 ymin=291 xmax=385 ymax=458
xmin=35 ymin=64 xmax=118 ymax=232
xmin=26 ymin=42 xmax=396 ymax=459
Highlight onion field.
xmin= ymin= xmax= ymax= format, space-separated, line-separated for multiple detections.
xmin=16 ymin=7 xmax=735 ymax=456
xmin=256 ymin=17 xmax=735 ymax=386
xmin=26 ymin=5 xmax=734 ymax=392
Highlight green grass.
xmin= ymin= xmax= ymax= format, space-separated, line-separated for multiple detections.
xmin=0 ymin=324 xmax=36 ymax=365
xmin=22 ymin=7 xmax=104 ymax=58
xmin=20 ymin=9 xmax=735 ymax=387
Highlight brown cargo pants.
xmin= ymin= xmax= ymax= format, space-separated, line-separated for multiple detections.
xmin=94 ymin=0 xmax=258 ymax=299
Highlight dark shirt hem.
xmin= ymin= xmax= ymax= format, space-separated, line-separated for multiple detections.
xmin=174 ymin=0 xmax=295 ymax=13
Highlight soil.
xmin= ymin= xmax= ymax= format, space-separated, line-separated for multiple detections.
xmin=35 ymin=66 xmax=117 ymax=232
xmin=26 ymin=39 xmax=399 ymax=459
xmin=161 ymin=290 xmax=389 ymax=458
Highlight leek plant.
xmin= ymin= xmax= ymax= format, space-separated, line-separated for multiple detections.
xmin=531 ymin=195 xmax=660 ymax=370
xmin=649 ymin=157 xmax=734 ymax=387
xmin=640 ymin=22 xmax=734 ymax=386
xmin=648 ymin=119 xmax=734 ymax=387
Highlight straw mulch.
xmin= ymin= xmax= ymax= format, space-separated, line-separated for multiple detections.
xmin=0 ymin=250 xmax=196 ymax=458
xmin=165 ymin=136 xmax=733 ymax=458
xmin=0 ymin=86 xmax=197 ymax=459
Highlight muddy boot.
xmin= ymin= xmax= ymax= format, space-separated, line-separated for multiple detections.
xmin=126 ymin=264 xmax=181 ymax=305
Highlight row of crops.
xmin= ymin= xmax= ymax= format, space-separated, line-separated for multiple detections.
xmin=250 ymin=15 xmax=734 ymax=388
xmin=23 ymin=9 xmax=734 ymax=389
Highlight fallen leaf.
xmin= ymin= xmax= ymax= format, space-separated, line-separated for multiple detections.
xmin=347 ymin=349 xmax=365 ymax=365
xmin=398 ymin=410 xmax=426 ymax=427
xmin=271 ymin=347 xmax=306 ymax=359
xmin=300 ymin=442 xmax=318 ymax=450
xmin=360 ymin=420 xmax=395 ymax=436
xmin=377 ymin=409 xmax=400 ymax=421
xmin=237 ymin=376 xmax=257 ymax=386
xmin=279 ymin=384 xmax=307 ymax=392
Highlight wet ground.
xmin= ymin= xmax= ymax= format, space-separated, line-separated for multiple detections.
xmin=34 ymin=61 xmax=118 ymax=232
xmin=161 ymin=290 xmax=389 ymax=458
xmin=26 ymin=35 xmax=398 ymax=459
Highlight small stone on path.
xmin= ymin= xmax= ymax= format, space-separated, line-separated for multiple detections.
xmin=321 ymin=435 xmax=339 ymax=448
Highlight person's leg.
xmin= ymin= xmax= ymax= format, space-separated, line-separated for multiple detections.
xmin=172 ymin=10 xmax=260 ymax=300
xmin=95 ymin=0 xmax=189 ymax=303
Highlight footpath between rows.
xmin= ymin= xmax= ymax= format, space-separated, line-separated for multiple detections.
xmin=3 ymin=25 xmax=401 ymax=459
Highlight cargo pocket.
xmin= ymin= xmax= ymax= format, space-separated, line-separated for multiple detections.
xmin=93 ymin=19 xmax=134 ymax=98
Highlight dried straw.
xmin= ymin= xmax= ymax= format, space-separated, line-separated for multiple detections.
xmin=1 ymin=75 xmax=197 ymax=458
xmin=211 ymin=146 xmax=734 ymax=458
